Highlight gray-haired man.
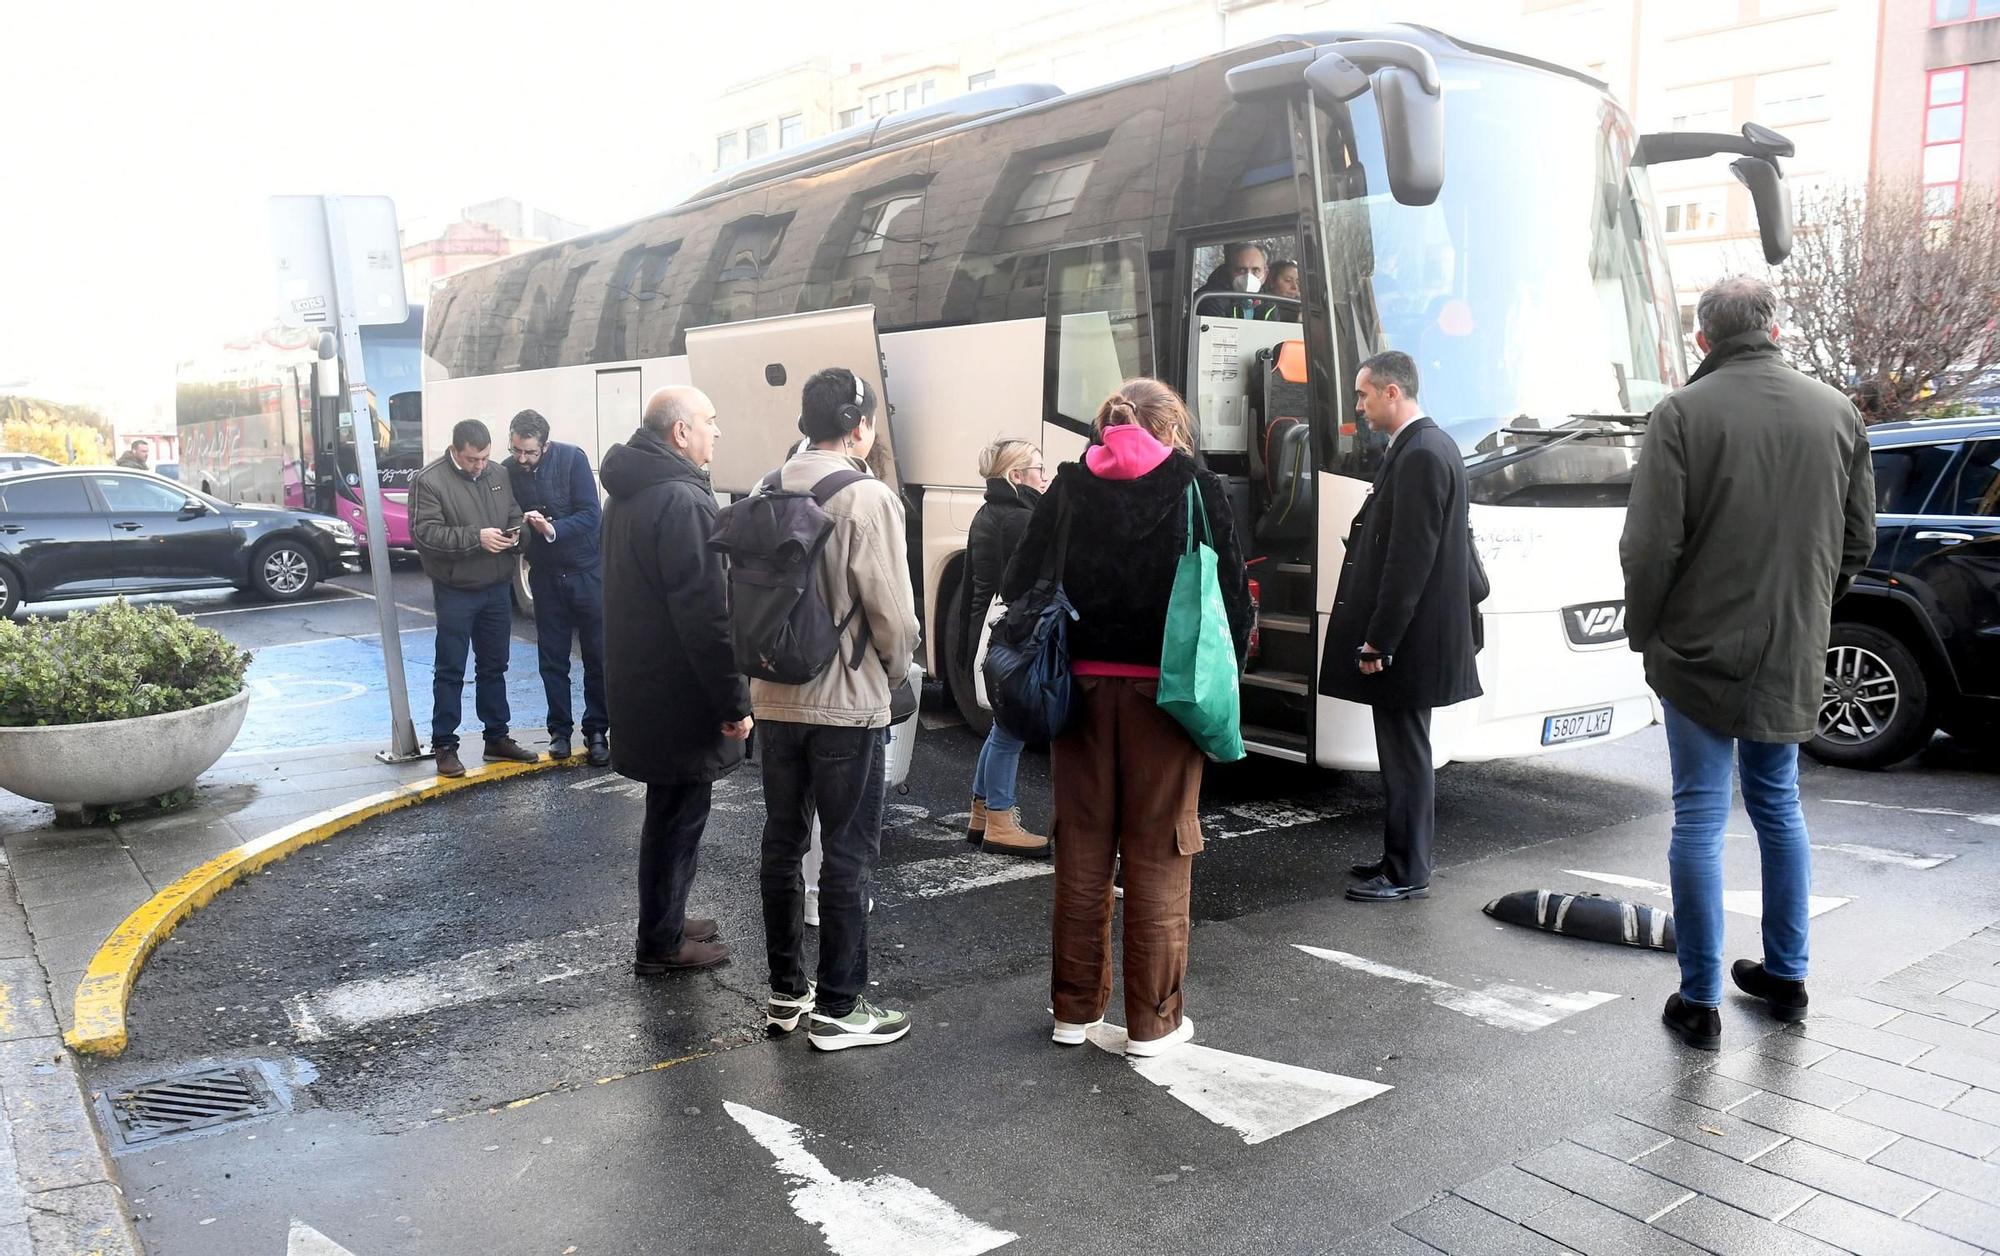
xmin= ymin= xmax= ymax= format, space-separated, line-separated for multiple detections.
xmin=1621 ymin=276 xmax=1874 ymax=1050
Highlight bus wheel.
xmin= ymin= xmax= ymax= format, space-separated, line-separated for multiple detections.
xmin=511 ymin=562 xmax=534 ymax=617
xmin=251 ymin=540 xmax=319 ymax=602
xmin=944 ymin=573 xmax=993 ymax=737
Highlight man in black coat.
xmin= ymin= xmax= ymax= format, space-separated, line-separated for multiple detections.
xmin=600 ymin=385 xmax=752 ymax=973
xmin=1318 ymin=350 xmax=1483 ymax=902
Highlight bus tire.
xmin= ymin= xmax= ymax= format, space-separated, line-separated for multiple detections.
xmin=0 ymin=560 xmax=23 ymax=619
xmin=943 ymin=570 xmax=993 ymax=737
xmin=1804 ymin=622 xmax=1935 ymax=770
xmin=250 ymin=539 xmax=319 ymax=602
xmin=511 ymin=562 xmax=534 ymax=617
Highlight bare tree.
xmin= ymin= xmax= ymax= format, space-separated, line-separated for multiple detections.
xmin=1772 ymin=179 xmax=2000 ymax=423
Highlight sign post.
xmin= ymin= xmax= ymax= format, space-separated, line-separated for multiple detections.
xmin=269 ymin=194 xmax=423 ymax=762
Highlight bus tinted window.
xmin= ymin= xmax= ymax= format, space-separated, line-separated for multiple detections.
xmin=782 ymin=144 xmax=931 ymax=329
xmin=590 ymin=238 xmax=680 ymax=364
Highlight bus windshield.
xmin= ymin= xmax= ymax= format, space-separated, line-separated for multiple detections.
xmin=1322 ymin=58 xmax=1681 ymax=466
xmin=350 ymin=322 xmax=425 ymax=489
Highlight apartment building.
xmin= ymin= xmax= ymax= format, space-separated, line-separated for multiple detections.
xmin=1874 ymin=0 xmax=2000 ymax=212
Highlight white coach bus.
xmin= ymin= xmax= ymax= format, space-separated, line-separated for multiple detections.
xmin=421 ymin=25 xmax=1796 ymax=770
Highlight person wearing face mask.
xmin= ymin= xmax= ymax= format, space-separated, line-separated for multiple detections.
xmin=964 ymin=437 xmax=1052 ymax=857
xmin=1197 ymin=242 xmax=1269 ymax=319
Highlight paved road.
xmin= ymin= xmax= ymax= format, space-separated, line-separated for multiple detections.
xmin=83 ymin=692 xmax=2000 ymax=1255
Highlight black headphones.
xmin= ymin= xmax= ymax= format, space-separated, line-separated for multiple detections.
xmin=835 ymin=371 xmax=870 ymax=432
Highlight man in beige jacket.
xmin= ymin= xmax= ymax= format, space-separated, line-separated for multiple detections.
xmin=753 ymin=367 xmax=920 ymax=1053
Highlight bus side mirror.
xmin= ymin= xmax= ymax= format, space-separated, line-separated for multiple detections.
xmin=1303 ymin=51 xmax=1443 ymax=207
xmin=1731 ymin=157 xmax=1793 ymax=265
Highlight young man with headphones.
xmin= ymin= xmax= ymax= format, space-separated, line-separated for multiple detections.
xmin=753 ymin=366 xmax=921 ymax=1052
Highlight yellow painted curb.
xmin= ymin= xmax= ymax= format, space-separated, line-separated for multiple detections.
xmin=66 ymin=755 xmax=578 ymax=1056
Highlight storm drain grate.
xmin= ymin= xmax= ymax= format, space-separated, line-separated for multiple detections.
xmin=106 ymin=1065 xmax=282 ymax=1145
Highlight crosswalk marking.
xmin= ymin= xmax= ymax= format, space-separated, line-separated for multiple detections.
xmin=1292 ymin=945 xmax=1619 ymax=1033
xmin=725 ymin=1102 xmax=1016 ymax=1256
xmin=1811 ymin=842 xmax=1956 ymax=870
xmin=876 ymin=851 xmax=1053 ymax=901
xmin=288 ymin=1220 xmax=359 ymax=1255
xmin=1561 ymin=869 xmax=1852 ymax=919
xmin=1083 ymin=1023 xmax=1391 ymax=1144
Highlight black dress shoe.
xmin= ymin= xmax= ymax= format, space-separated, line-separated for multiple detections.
xmin=549 ymin=735 xmax=573 ymax=760
xmin=634 ymin=938 xmax=730 ymax=973
xmin=1349 ymin=858 xmax=1387 ymax=880
xmin=1346 ymin=874 xmax=1429 ymax=903
xmin=1732 ymin=960 xmax=1809 ymax=1022
xmin=1663 ymin=993 xmax=1722 ymax=1050
xmin=585 ymin=733 xmax=611 ymax=767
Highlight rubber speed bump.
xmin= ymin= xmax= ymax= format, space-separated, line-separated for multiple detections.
xmin=67 ymin=755 xmax=574 ymax=1056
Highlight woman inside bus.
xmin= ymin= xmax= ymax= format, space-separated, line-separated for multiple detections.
xmin=966 ymin=437 xmax=1052 ymax=858
xmin=1000 ymin=379 xmax=1250 ymax=1057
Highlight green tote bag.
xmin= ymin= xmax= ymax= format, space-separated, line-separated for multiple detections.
xmin=1157 ymin=480 xmax=1246 ymax=763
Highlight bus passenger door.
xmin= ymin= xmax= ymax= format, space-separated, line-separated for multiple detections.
xmin=687 ymin=306 xmax=896 ymax=498
xmin=594 ymin=369 xmax=645 ymax=473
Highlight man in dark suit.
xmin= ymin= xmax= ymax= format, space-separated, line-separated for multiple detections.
xmin=1318 ymin=351 xmax=1483 ymax=903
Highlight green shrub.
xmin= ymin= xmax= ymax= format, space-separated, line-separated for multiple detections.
xmin=0 ymin=601 xmax=250 ymax=727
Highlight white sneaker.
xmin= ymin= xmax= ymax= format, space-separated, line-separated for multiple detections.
xmin=804 ymin=892 xmax=876 ymax=932
xmin=1125 ymin=1017 xmax=1194 ymax=1058
xmin=767 ymin=982 xmax=816 ymax=1033
xmin=1052 ymin=1018 xmax=1102 ymax=1046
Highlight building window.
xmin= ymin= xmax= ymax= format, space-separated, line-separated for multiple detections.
xmin=921 ymin=78 xmax=937 ymax=105
xmin=1924 ymin=68 xmax=1968 ymax=217
xmin=1934 ymin=0 xmax=2000 ymax=22
xmin=1756 ymin=66 xmax=1830 ymax=124
xmin=904 ymin=84 xmax=919 ymax=111
xmin=1005 ymin=157 xmax=1097 ymax=226
xmin=1663 ymin=201 xmax=1719 ymax=236
xmin=868 ymin=94 xmax=883 ymax=117
xmin=1666 ymin=82 xmax=1732 ymax=133
xmin=745 ymin=123 xmax=769 ymax=160
xmin=968 ymin=70 xmax=996 ymax=91
xmin=779 ymin=113 xmax=803 ymax=150
xmin=838 ymin=107 xmax=862 ymax=129
xmin=716 ymin=131 xmax=740 ymax=168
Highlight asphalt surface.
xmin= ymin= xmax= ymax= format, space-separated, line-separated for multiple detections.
xmin=84 ymin=685 xmax=2000 ymax=1255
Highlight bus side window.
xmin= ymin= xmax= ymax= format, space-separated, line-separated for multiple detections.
xmin=1044 ymin=238 xmax=1153 ymax=435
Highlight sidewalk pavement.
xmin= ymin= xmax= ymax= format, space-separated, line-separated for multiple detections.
xmin=0 ymin=735 xmax=546 ymax=1256
xmin=1338 ymin=924 xmax=2000 ymax=1256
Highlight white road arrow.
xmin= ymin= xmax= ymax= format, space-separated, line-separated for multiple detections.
xmin=1562 ymin=869 xmax=1851 ymax=919
xmin=288 ymin=1219 xmax=358 ymax=1256
xmin=725 ymin=1101 xmax=1016 ymax=1256
xmin=1085 ymin=1023 xmax=1391 ymax=1144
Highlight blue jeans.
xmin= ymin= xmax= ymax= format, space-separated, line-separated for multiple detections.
xmin=1663 ymin=702 xmax=1812 ymax=1007
xmin=430 ymin=581 xmax=513 ymax=751
xmin=530 ymin=565 xmax=607 ymax=739
xmin=972 ymin=723 xmax=1025 ymax=812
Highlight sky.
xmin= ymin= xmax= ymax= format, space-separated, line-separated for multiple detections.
xmin=0 ymin=0 xmax=993 ymax=424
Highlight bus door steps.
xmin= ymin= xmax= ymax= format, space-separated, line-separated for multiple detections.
xmin=1242 ymin=669 xmax=1310 ymax=695
xmin=1241 ymin=724 xmax=1309 ymax=762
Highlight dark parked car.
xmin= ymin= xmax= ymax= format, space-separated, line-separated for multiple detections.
xmin=0 ymin=452 xmax=57 ymax=474
xmin=0 ymin=467 xmax=361 ymax=618
xmin=1809 ymin=417 xmax=2000 ymax=768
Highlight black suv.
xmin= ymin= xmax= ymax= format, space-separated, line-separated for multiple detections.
xmin=1809 ymin=417 xmax=2000 ymax=768
xmin=0 ymin=467 xmax=361 ymax=618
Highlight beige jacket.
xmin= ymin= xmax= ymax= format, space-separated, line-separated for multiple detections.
xmin=750 ymin=449 xmax=920 ymax=729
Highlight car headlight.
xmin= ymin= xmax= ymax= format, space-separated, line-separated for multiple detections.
xmin=306 ymin=518 xmax=357 ymax=542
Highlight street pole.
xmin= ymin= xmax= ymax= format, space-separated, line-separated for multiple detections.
xmin=322 ymin=194 xmax=423 ymax=762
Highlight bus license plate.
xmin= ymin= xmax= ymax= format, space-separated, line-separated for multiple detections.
xmin=1542 ymin=707 xmax=1613 ymax=746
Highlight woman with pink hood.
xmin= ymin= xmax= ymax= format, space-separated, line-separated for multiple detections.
xmin=999 ymin=378 xmax=1251 ymax=1057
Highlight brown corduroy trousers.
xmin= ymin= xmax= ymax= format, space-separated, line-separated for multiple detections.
xmin=1050 ymin=675 xmax=1206 ymax=1045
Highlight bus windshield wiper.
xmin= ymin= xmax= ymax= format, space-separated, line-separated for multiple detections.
xmin=1498 ymin=413 xmax=1650 ymax=437
xmin=1466 ymin=415 xmax=1648 ymax=476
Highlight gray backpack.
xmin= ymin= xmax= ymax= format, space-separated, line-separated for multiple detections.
xmin=710 ymin=467 xmax=869 ymax=684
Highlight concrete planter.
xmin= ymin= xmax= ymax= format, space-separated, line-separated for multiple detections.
xmin=0 ymin=688 xmax=250 ymax=810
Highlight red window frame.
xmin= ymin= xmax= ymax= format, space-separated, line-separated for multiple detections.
xmin=1923 ymin=67 xmax=1969 ymax=218
xmin=1933 ymin=0 xmax=2000 ymax=25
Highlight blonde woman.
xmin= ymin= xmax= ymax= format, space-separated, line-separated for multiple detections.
xmin=999 ymin=379 xmax=1251 ymax=1056
xmin=965 ymin=437 xmax=1051 ymax=856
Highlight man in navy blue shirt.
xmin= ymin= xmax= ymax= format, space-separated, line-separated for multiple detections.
xmin=507 ymin=410 xmax=610 ymax=765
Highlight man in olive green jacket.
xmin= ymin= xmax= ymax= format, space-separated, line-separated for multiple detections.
xmin=1620 ymin=276 xmax=1874 ymax=1052
xmin=409 ymin=418 xmax=537 ymax=777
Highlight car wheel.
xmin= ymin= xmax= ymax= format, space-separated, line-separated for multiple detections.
xmin=0 ymin=561 xmax=22 ymax=618
xmin=251 ymin=539 xmax=319 ymax=602
xmin=943 ymin=569 xmax=993 ymax=737
xmin=1805 ymin=622 xmax=1935 ymax=769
